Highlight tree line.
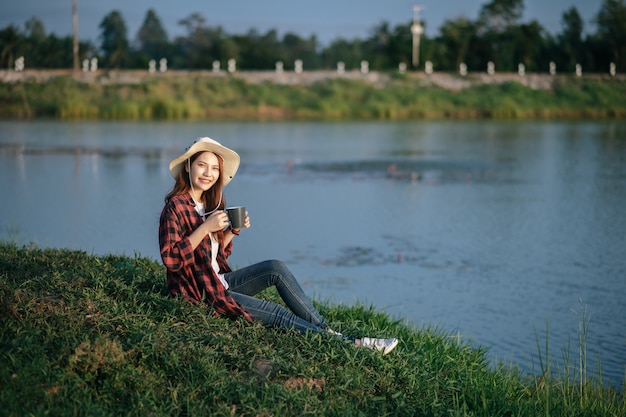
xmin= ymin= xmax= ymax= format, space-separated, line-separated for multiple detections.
xmin=1 ymin=0 xmax=625 ymax=74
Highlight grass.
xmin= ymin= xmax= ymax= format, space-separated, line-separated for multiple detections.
xmin=0 ymin=241 xmax=624 ymax=416
xmin=1 ymin=73 xmax=625 ymax=120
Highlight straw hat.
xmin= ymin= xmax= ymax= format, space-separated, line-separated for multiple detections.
xmin=169 ymin=137 xmax=240 ymax=185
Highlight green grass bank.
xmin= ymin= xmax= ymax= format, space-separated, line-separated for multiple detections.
xmin=1 ymin=71 xmax=625 ymax=120
xmin=1 ymin=242 xmax=624 ymax=416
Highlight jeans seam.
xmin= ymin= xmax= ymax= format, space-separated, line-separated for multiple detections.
xmin=228 ymin=266 xmax=324 ymax=327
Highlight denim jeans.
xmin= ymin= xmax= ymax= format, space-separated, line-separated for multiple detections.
xmin=224 ymin=259 xmax=329 ymax=334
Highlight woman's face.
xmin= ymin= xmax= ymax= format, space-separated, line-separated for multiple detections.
xmin=187 ymin=151 xmax=220 ymax=196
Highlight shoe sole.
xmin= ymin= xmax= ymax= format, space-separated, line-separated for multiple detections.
xmin=383 ymin=338 xmax=399 ymax=355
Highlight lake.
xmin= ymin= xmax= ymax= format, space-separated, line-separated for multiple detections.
xmin=1 ymin=120 xmax=625 ymax=387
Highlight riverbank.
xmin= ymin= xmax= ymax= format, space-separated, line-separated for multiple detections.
xmin=1 ymin=69 xmax=625 ymax=120
xmin=1 ymin=242 xmax=624 ymax=416
xmin=2 ymin=68 xmax=601 ymax=90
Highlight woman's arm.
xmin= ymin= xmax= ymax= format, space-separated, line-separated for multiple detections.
xmin=159 ymin=206 xmax=195 ymax=272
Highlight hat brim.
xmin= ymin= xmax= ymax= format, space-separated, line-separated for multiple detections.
xmin=169 ymin=137 xmax=240 ymax=186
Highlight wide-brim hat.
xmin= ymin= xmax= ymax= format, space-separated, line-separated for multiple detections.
xmin=169 ymin=137 xmax=240 ymax=186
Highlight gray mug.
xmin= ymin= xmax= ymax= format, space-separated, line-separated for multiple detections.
xmin=226 ymin=206 xmax=246 ymax=229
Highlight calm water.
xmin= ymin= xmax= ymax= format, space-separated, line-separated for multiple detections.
xmin=1 ymin=120 xmax=625 ymax=387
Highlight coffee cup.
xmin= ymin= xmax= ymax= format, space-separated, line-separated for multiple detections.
xmin=226 ymin=206 xmax=246 ymax=229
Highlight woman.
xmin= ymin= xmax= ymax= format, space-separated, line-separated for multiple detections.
xmin=159 ymin=137 xmax=398 ymax=355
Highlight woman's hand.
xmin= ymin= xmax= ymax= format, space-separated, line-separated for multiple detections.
xmin=242 ymin=211 xmax=251 ymax=229
xmin=229 ymin=211 xmax=250 ymax=237
xmin=187 ymin=210 xmax=229 ymax=250
xmin=203 ymin=210 xmax=231 ymax=234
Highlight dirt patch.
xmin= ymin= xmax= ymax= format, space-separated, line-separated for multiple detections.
xmin=284 ymin=376 xmax=326 ymax=393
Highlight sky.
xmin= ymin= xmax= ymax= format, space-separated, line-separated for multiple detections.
xmin=2 ymin=0 xmax=602 ymax=46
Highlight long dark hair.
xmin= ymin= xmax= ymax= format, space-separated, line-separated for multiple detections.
xmin=165 ymin=151 xmax=227 ymax=241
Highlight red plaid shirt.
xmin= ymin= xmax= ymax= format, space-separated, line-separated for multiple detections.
xmin=159 ymin=193 xmax=252 ymax=321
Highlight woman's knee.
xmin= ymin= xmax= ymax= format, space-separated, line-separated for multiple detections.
xmin=260 ymin=259 xmax=289 ymax=275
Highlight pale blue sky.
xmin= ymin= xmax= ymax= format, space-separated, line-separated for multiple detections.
xmin=2 ymin=0 xmax=601 ymax=45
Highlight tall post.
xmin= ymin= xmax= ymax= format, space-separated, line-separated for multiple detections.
xmin=411 ymin=5 xmax=424 ymax=69
xmin=72 ymin=0 xmax=79 ymax=73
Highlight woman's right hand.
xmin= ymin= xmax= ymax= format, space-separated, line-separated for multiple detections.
xmin=203 ymin=210 xmax=231 ymax=234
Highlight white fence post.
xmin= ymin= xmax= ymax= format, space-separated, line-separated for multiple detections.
xmin=360 ymin=60 xmax=369 ymax=74
xmin=425 ymin=61 xmax=433 ymax=75
xmin=294 ymin=59 xmax=303 ymax=74
xmin=159 ymin=58 xmax=167 ymax=72
xmin=15 ymin=56 xmax=25 ymax=72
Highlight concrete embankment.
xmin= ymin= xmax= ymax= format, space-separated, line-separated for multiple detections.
xmin=1 ymin=68 xmax=622 ymax=91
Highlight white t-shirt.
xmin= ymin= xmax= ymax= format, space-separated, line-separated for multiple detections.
xmin=195 ymin=201 xmax=229 ymax=290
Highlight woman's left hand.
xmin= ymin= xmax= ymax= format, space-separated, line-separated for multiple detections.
xmin=242 ymin=211 xmax=251 ymax=229
xmin=231 ymin=211 xmax=250 ymax=235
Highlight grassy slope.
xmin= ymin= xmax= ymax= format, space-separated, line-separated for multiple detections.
xmin=0 ymin=242 xmax=624 ymax=416
xmin=1 ymin=74 xmax=625 ymax=120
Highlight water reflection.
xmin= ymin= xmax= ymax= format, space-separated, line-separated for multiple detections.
xmin=0 ymin=120 xmax=625 ymax=388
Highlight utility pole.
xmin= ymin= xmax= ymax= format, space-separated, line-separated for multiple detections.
xmin=72 ymin=0 xmax=79 ymax=72
xmin=411 ymin=5 xmax=424 ymax=69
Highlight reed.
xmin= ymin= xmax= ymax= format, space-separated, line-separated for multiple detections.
xmin=1 ymin=74 xmax=625 ymax=121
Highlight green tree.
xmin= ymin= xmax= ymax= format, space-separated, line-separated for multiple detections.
xmin=99 ymin=10 xmax=130 ymax=69
xmin=595 ymin=0 xmax=626 ymax=72
xmin=40 ymin=34 xmax=75 ymax=68
xmin=25 ymin=17 xmax=46 ymax=40
xmin=233 ymin=29 xmax=283 ymax=70
xmin=363 ymin=21 xmax=391 ymax=69
xmin=513 ymin=20 xmax=545 ymax=71
xmin=19 ymin=18 xmax=46 ymax=68
xmin=3 ymin=17 xmax=96 ymax=69
xmin=476 ymin=0 xmax=528 ymax=71
xmin=478 ymin=0 xmax=524 ymax=33
xmin=176 ymin=12 xmax=206 ymax=68
xmin=282 ymin=32 xmax=319 ymax=70
xmin=389 ymin=22 xmax=413 ymax=70
xmin=558 ymin=7 xmax=584 ymax=71
xmin=0 ymin=24 xmax=19 ymax=69
xmin=136 ymin=9 xmax=168 ymax=60
xmin=419 ymin=34 xmax=445 ymax=71
xmin=438 ymin=17 xmax=477 ymax=70
xmin=367 ymin=21 xmax=415 ymax=71
xmin=175 ymin=12 xmax=235 ymax=69
xmin=320 ymin=38 xmax=364 ymax=70
xmin=19 ymin=17 xmax=79 ymax=69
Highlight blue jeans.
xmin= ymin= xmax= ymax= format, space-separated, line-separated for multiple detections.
xmin=224 ymin=260 xmax=329 ymax=334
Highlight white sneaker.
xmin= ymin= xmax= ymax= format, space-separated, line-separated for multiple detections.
xmin=326 ymin=328 xmax=343 ymax=337
xmin=359 ymin=337 xmax=399 ymax=355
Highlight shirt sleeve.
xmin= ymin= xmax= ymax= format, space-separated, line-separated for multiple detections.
xmin=159 ymin=201 xmax=195 ymax=272
xmin=223 ymin=240 xmax=233 ymax=259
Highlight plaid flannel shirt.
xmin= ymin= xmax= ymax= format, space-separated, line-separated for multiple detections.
xmin=159 ymin=193 xmax=252 ymax=321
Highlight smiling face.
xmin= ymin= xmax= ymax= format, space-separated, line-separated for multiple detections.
xmin=186 ymin=151 xmax=221 ymax=201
